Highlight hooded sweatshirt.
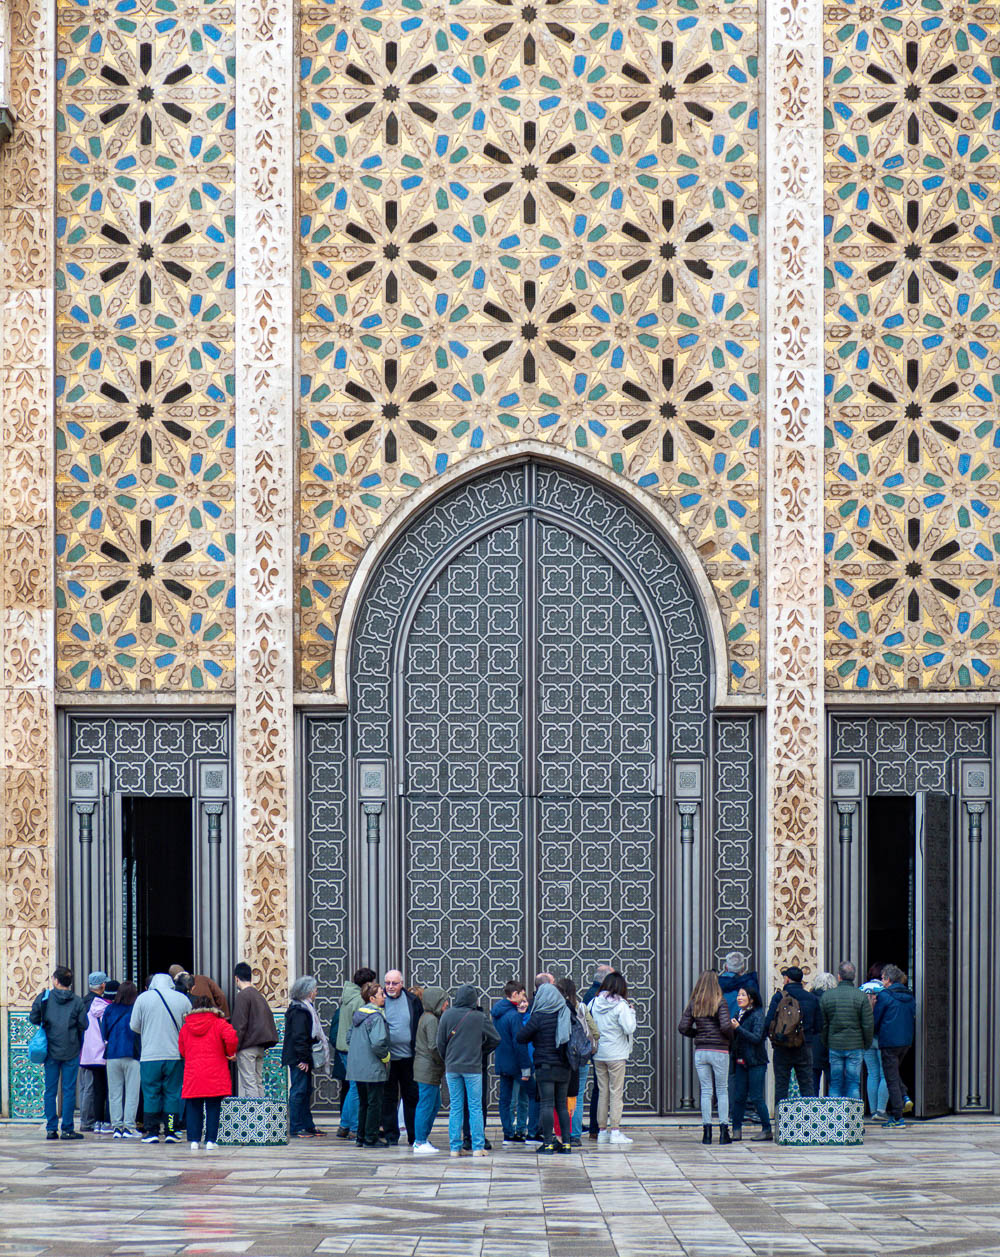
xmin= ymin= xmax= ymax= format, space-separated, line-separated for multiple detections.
xmin=492 ymin=998 xmax=532 ymax=1077
xmin=336 ymin=980 xmax=365 ymax=1053
xmin=874 ymin=982 xmax=916 ymax=1048
xmin=129 ymin=974 xmax=191 ymax=1061
xmin=178 ymin=1008 xmax=239 ymax=1098
xmin=413 ymin=987 xmax=449 ymax=1085
xmin=590 ymin=991 xmax=638 ymax=1060
xmin=29 ymin=987 xmax=88 ymax=1062
xmin=436 ymin=985 xmax=500 ymax=1076
xmin=346 ymin=1001 xmax=390 ymax=1083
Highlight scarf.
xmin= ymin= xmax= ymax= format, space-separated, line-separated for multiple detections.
xmin=533 ymin=982 xmax=572 ymax=1046
xmin=295 ymin=999 xmax=330 ymax=1073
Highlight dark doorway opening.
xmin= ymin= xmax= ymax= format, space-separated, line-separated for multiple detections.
xmin=122 ymin=796 xmax=194 ymax=983
xmin=866 ymin=795 xmax=915 ymax=986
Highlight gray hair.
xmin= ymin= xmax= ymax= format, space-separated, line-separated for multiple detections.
xmin=812 ymin=971 xmax=837 ymax=993
xmin=593 ymin=963 xmax=613 ymax=982
xmin=724 ymin=952 xmax=746 ymax=974
xmin=837 ymin=961 xmax=856 ymax=983
xmin=882 ymin=964 xmax=905 ymax=985
xmin=289 ymin=975 xmax=318 ymax=1002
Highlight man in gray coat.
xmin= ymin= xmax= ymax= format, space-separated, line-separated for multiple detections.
xmin=129 ymin=974 xmax=190 ymax=1143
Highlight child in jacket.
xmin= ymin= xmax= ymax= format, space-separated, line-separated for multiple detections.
xmin=346 ymin=982 xmax=390 ymax=1148
xmin=177 ymin=995 xmax=238 ymax=1149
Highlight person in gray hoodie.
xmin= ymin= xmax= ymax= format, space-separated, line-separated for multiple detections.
xmin=412 ymin=986 xmax=448 ymax=1154
xmin=436 ymin=985 xmax=500 ymax=1157
xmin=346 ymin=981 xmax=390 ymax=1148
xmin=129 ymin=974 xmax=191 ymax=1143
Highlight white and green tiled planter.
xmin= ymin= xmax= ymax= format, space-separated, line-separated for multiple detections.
xmin=776 ymin=1098 xmax=865 ymax=1146
xmin=217 ymin=1097 xmax=289 ymax=1146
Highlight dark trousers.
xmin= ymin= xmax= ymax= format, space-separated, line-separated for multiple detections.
xmin=185 ymin=1097 xmax=222 ymax=1143
xmin=43 ymin=1057 xmax=80 ymax=1134
xmin=730 ymin=1064 xmax=771 ymax=1132
xmin=773 ymin=1044 xmax=815 ymax=1103
xmin=82 ymin=1065 xmax=109 ymax=1124
xmin=536 ymin=1065 xmax=570 ymax=1147
xmin=381 ymin=1058 xmax=418 ymax=1144
xmin=588 ymin=1070 xmax=600 ymax=1134
xmin=881 ymin=1045 xmax=910 ymax=1121
xmin=288 ymin=1066 xmax=316 ymax=1136
xmin=139 ymin=1059 xmax=184 ymax=1135
xmin=357 ymin=1081 xmax=385 ymax=1144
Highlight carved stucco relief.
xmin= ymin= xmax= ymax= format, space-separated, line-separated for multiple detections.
xmin=765 ymin=0 xmax=825 ymax=981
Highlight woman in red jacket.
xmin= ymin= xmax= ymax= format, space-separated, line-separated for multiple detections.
xmin=178 ymin=995 xmax=239 ymax=1150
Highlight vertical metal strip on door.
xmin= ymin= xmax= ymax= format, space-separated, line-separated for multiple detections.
xmin=916 ymin=791 xmax=952 ymax=1117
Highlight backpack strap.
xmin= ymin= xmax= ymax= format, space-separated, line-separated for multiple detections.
xmin=154 ymin=988 xmax=181 ymax=1033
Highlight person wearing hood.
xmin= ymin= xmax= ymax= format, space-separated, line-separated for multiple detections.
xmin=588 ymin=971 xmax=638 ymax=1147
xmin=78 ymin=971 xmax=108 ymax=1131
xmin=874 ymin=964 xmax=916 ymax=1129
xmin=346 ymin=981 xmax=390 ymax=1148
xmin=334 ymin=966 xmax=375 ymax=1139
xmin=517 ymin=981 xmax=574 ymax=1155
xmin=492 ymin=981 xmax=532 ymax=1145
xmin=30 ymin=966 xmax=88 ymax=1140
xmin=437 ymin=984 xmax=500 ymax=1156
xmin=79 ymin=975 xmax=112 ymax=1133
xmin=412 ymin=986 xmax=449 ymax=1153
xmin=178 ymin=995 xmax=238 ymax=1149
xmin=129 ymin=973 xmax=191 ymax=1143
xmin=282 ymin=975 xmax=330 ymax=1139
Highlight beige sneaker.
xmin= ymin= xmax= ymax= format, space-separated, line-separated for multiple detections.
xmin=472 ymin=1148 xmax=490 ymax=1157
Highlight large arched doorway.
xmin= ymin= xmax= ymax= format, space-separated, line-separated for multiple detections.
xmin=346 ymin=460 xmax=720 ymax=1113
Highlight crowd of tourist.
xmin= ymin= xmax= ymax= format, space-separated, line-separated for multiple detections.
xmin=27 ymin=951 xmax=915 ymax=1151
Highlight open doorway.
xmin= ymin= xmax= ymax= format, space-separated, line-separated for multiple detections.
xmin=122 ymin=796 xmax=194 ymax=983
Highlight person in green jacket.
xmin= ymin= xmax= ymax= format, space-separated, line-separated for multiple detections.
xmin=335 ymin=967 xmax=375 ymax=1139
xmin=820 ymin=962 xmax=873 ymax=1100
xmin=412 ymin=987 xmax=449 ymax=1154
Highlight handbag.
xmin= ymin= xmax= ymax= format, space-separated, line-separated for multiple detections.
xmin=28 ymin=990 xmax=50 ymax=1064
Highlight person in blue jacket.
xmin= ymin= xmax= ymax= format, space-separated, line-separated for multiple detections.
xmin=492 ymin=980 xmax=532 ymax=1145
xmin=874 ymin=964 xmax=916 ymax=1129
xmin=719 ymin=953 xmax=759 ymax=1019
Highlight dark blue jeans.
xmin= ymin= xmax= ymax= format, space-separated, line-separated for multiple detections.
xmin=44 ymin=1057 xmax=80 ymax=1133
xmin=288 ymin=1066 xmax=316 ymax=1136
xmin=730 ymin=1063 xmax=771 ymax=1132
xmin=185 ymin=1097 xmax=222 ymax=1143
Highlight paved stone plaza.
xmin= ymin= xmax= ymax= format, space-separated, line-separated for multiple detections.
xmin=1 ymin=1121 xmax=999 ymax=1256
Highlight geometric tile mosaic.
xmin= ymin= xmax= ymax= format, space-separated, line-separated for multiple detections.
xmin=54 ymin=0 xmax=235 ymax=691
xmin=298 ymin=0 xmax=762 ymax=692
xmin=824 ymin=0 xmax=1000 ymax=690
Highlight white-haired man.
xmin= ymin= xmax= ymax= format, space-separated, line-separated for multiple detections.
xmin=380 ymin=970 xmax=422 ymax=1145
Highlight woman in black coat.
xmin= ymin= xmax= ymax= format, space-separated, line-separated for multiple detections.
xmin=728 ymin=985 xmax=772 ymax=1141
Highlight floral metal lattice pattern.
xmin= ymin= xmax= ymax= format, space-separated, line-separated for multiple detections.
xmin=825 ymin=0 xmax=1000 ymax=690
xmin=298 ymin=0 xmax=762 ymax=691
xmin=54 ymin=0 xmax=236 ymax=691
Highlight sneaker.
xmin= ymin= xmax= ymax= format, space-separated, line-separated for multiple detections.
xmin=142 ymin=1133 xmax=160 ymax=1143
xmin=99 ymin=1123 xmax=115 ymax=1134
xmin=569 ymin=1137 xmax=582 ymax=1147
xmin=609 ymin=1130 xmax=633 ymax=1146
xmin=510 ymin=1133 xmax=526 ymax=1143
xmin=412 ymin=1142 xmax=438 ymax=1155
xmin=164 ymin=1132 xmax=181 ymax=1144
xmin=60 ymin=1131 xmax=84 ymax=1141
xmin=537 ymin=1143 xmax=557 ymax=1155
xmin=46 ymin=1131 xmax=59 ymax=1141
xmin=525 ymin=1134 xmax=543 ymax=1146
xmin=472 ymin=1148 xmax=489 ymax=1157
xmin=122 ymin=1129 xmax=140 ymax=1139
xmin=588 ymin=1131 xmax=599 ymax=1140
xmin=597 ymin=1130 xmax=610 ymax=1144
xmin=462 ymin=1139 xmax=472 ymax=1152
xmin=872 ymin=1110 xmax=888 ymax=1122
xmin=205 ymin=1142 xmax=218 ymax=1150
xmin=502 ymin=1139 xmax=516 ymax=1147
xmin=556 ymin=1143 xmax=573 ymax=1154
xmin=190 ymin=1142 xmax=200 ymax=1151
xmin=903 ymin=1098 xmax=914 ymax=1114
xmin=449 ymin=1149 xmax=465 ymax=1157
xmin=113 ymin=1129 xmax=123 ymax=1139
xmin=335 ymin=1127 xmax=352 ymax=1139
xmin=882 ymin=1118 xmax=905 ymax=1129
xmin=751 ymin=1130 xmax=774 ymax=1142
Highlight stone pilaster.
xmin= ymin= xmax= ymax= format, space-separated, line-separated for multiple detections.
xmin=234 ymin=0 xmax=295 ymax=1000
xmin=764 ymin=0 xmax=825 ymax=982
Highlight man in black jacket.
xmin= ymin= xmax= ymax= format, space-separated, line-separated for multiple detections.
xmin=380 ymin=969 xmax=422 ymax=1145
xmin=29 ymin=966 xmax=88 ymax=1140
xmin=764 ymin=966 xmax=822 ymax=1102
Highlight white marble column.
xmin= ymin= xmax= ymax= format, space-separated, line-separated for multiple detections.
xmin=234 ymin=0 xmax=296 ymax=1001
xmin=764 ymin=0 xmax=826 ymax=984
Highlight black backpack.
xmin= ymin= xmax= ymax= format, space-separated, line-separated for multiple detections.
xmin=566 ymin=1009 xmax=597 ymax=1070
xmin=770 ymin=993 xmax=805 ymax=1048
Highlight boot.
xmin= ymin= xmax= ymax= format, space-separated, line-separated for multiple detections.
xmin=731 ymin=1127 xmax=742 ymax=1142
xmin=719 ymin=1124 xmax=732 ymax=1145
xmin=701 ymin=1124 xmax=712 ymax=1144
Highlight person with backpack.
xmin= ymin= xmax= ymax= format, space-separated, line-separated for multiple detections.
xmin=874 ymin=964 xmax=915 ymax=1128
xmin=820 ymin=961 xmax=873 ymax=1099
xmin=587 ymin=971 xmax=637 ymax=1146
xmin=102 ymin=981 xmax=142 ymax=1137
xmin=346 ymin=981 xmax=391 ymax=1148
xmin=438 ymin=984 xmax=500 ymax=1156
xmin=679 ymin=970 xmax=733 ymax=1144
xmin=728 ymin=985 xmax=772 ymax=1141
xmin=178 ymin=995 xmax=239 ymax=1149
xmin=557 ymin=977 xmax=598 ymax=1147
xmin=129 ymin=973 xmax=191 ymax=1143
xmin=29 ymin=965 xmax=89 ymax=1140
xmin=765 ymin=965 xmax=822 ymax=1103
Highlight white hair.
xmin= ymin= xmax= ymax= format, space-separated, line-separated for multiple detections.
xmin=289 ymin=975 xmax=317 ymax=1001
xmin=724 ymin=952 xmax=746 ymax=974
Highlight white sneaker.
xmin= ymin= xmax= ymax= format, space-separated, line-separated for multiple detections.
xmin=597 ymin=1130 xmax=610 ymax=1144
xmin=412 ymin=1142 xmax=438 ymax=1155
xmin=100 ymin=1123 xmax=115 ymax=1134
xmin=472 ymin=1148 xmax=489 ymax=1157
xmin=204 ymin=1142 xmax=218 ymax=1150
xmin=189 ymin=1142 xmax=200 ymax=1151
xmin=449 ymin=1149 xmax=463 ymax=1157
xmin=609 ymin=1130 xmax=633 ymax=1145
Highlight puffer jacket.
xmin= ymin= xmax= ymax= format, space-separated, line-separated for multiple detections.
xmin=679 ymin=999 xmax=733 ymax=1051
xmin=413 ymin=987 xmax=448 ymax=1085
xmin=492 ymin=999 xmax=532 ymax=1076
xmin=346 ymin=1003 xmax=390 ymax=1083
xmin=178 ymin=1008 xmax=238 ymax=1098
xmin=821 ymin=980 xmax=874 ymax=1050
xmin=730 ymin=1005 xmax=768 ymax=1068
xmin=874 ymin=982 xmax=915 ymax=1048
xmin=516 ymin=1008 xmax=568 ymax=1070
xmin=588 ymin=992 xmax=637 ymax=1061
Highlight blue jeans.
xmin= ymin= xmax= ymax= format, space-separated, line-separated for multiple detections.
xmin=498 ymin=1074 xmax=530 ymax=1138
xmin=862 ymin=1044 xmax=888 ymax=1114
xmin=571 ymin=1063 xmax=589 ymax=1139
xmin=730 ymin=1063 xmax=771 ymax=1132
xmin=446 ymin=1072 xmax=484 ymax=1151
xmin=415 ymin=1082 xmax=441 ymax=1143
xmin=338 ymin=1052 xmax=358 ymax=1132
xmin=288 ymin=1066 xmax=316 ymax=1136
xmin=828 ymin=1048 xmax=863 ymax=1099
xmin=44 ymin=1057 xmax=80 ymax=1133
